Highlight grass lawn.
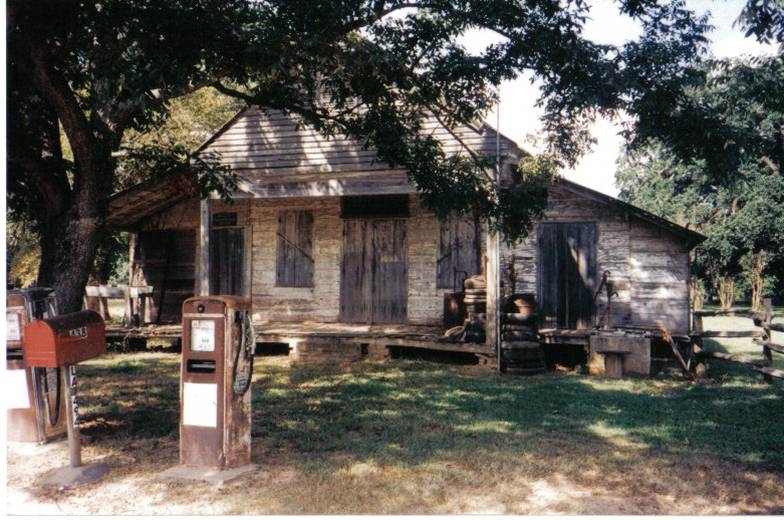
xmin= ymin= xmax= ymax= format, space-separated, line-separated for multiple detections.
xmin=6 ymin=317 xmax=784 ymax=514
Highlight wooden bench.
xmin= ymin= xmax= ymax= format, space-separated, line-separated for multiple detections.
xmin=84 ymin=285 xmax=154 ymax=326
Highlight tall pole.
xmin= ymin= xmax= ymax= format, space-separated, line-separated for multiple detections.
xmin=198 ymin=197 xmax=211 ymax=296
xmin=63 ymin=365 xmax=82 ymax=467
xmin=487 ymin=103 xmax=502 ymax=371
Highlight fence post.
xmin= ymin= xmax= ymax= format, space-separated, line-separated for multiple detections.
xmin=692 ymin=310 xmax=704 ymax=350
xmin=762 ymin=298 xmax=773 ymax=383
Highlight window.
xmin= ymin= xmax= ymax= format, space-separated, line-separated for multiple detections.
xmin=276 ymin=210 xmax=314 ymax=287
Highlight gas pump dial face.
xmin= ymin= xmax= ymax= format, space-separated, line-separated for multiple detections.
xmin=190 ymin=320 xmax=216 ymax=352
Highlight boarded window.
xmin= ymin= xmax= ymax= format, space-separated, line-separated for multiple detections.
xmin=437 ymin=214 xmax=480 ymax=289
xmin=276 ymin=210 xmax=314 ymax=287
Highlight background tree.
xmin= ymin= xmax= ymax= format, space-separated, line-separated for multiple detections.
xmin=8 ymin=0 xmax=714 ymax=312
xmin=617 ymin=52 xmax=784 ymax=309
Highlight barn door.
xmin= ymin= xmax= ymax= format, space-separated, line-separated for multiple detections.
xmin=537 ymin=223 xmax=597 ymax=329
xmin=210 ymin=227 xmax=245 ymax=296
xmin=340 ymin=219 xmax=407 ymax=324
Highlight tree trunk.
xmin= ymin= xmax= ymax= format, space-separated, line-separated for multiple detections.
xmin=37 ymin=208 xmax=105 ymax=314
xmin=35 ymin=141 xmax=113 ymax=314
xmin=748 ymin=250 xmax=769 ymax=312
xmin=716 ymin=276 xmax=734 ymax=310
xmin=690 ymin=277 xmax=705 ymax=311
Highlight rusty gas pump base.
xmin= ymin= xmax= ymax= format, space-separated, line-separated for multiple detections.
xmin=160 ymin=463 xmax=257 ymax=485
xmin=41 ymin=462 xmax=111 ymax=487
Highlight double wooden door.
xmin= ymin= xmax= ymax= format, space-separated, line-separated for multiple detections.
xmin=340 ymin=219 xmax=407 ymax=324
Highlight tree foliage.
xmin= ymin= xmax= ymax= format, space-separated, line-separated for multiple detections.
xmin=617 ymin=52 xmax=784 ymax=308
xmin=7 ymin=0 xmax=719 ymax=310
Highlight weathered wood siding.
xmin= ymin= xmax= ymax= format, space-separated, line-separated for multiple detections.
xmin=132 ymin=230 xmax=197 ymax=323
xmin=628 ymin=219 xmax=690 ymax=333
xmin=197 ymin=108 xmax=520 ymax=198
xmin=138 ymin=198 xmax=200 ymax=232
xmin=131 ymin=198 xmax=200 ymax=322
xmin=248 ymin=196 xmax=453 ymax=326
xmin=501 ymin=183 xmax=691 ymax=335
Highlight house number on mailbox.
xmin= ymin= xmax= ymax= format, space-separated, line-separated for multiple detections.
xmin=68 ymin=326 xmax=87 ymax=338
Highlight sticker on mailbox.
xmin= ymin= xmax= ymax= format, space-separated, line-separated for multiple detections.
xmin=6 ymin=312 xmax=21 ymax=342
xmin=190 ymin=320 xmax=215 ymax=352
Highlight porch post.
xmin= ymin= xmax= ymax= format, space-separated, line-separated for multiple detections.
xmin=198 ymin=197 xmax=211 ymax=296
xmin=487 ymin=145 xmax=502 ymax=367
xmin=487 ymin=107 xmax=502 ymax=370
xmin=486 ymin=216 xmax=501 ymax=368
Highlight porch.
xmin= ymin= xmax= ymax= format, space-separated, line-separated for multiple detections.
xmin=105 ymin=321 xmax=495 ymax=358
xmin=105 ymin=320 xmax=689 ymax=376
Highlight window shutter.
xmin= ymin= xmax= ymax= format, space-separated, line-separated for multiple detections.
xmin=276 ymin=210 xmax=314 ymax=287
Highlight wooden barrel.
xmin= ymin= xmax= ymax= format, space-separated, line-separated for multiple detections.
xmin=508 ymin=293 xmax=537 ymax=319
xmin=464 ymin=275 xmax=486 ymax=290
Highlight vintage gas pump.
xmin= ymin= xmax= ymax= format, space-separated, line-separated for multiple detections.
xmin=22 ymin=310 xmax=109 ymax=484
xmin=179 ymin=296 xmax=255 ymax=470
xmin=6 ymin=288 xmax=67 ymax=443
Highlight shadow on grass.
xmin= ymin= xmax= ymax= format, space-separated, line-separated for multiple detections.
xmin=701 ymin=338 xmax=730 ymax=354
xmin=250 ymin=361 xmax=783 ymax=474
xmin=72 ymin=353 xmax=783 ymax=513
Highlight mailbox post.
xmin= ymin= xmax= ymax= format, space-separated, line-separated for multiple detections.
xmin=177 ymin=296 xmax=255 ymax=473
xmin=22 ymin=310 xmax=109 ymax=485
xmin=6 ymin=288 xmax=66 ymax=443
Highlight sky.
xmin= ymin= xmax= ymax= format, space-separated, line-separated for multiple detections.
xmin=474 ymin=0 xmax=777 ymax=196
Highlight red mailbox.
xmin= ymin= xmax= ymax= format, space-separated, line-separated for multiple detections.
xmin=7 ymin=288 xmax=67 ymax=443
xmin=23 ymin=311 xmax=106 ymax=368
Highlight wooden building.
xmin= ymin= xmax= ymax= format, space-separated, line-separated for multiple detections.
xmin=107 ymin=107 xmax=703 ymax=369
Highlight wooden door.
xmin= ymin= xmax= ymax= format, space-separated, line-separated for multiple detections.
xmin=537 ymin=223 xmax=597 ymax=329
xmin=340 ymin=219 xmax=407 ymax=323
xmin=340 ymin=220 xmax=372 ymax=322
xmin=371 ymin=220 xmax=407 ymax=323
xmin=210 ymin=227 xmax=245 ymax=296
xmin=437 ymin=213 xmax=480 ymax=290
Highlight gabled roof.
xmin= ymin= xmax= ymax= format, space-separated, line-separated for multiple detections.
xmin=106 ymin=106 xmax=704 ymax=247
xmin=556 ymin=177 xmax=705 ymax=246
xmin=193 ymin=106 xmax=523 ymax=192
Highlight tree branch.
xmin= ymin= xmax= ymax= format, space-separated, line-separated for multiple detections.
xmin=27 ymin=42 xmax=108 ymax=190
xmin=760 ymin=155 xmax=780 ymax=175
